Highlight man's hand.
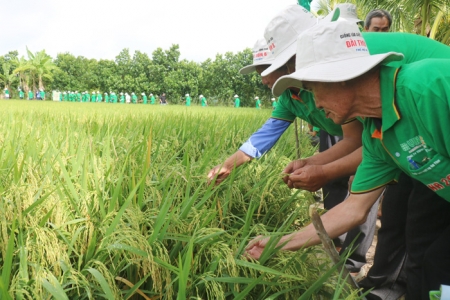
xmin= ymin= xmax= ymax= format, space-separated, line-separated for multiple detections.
xmin=244 ymin=235 xmax=269 ymax=260
xmin=207 ymin=164 xmax=232 ymax=185
xmin=282 ymin=159 xmax=308 ymax=186
xmin=286 ymin=165 xmax=328 ymax=191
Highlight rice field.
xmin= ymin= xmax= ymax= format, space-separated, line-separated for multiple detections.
xmin=0 ymin=100 xmax=362 ymax=299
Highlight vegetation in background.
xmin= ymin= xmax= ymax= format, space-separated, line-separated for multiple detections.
xmin=0 ymin=101 xmax=362 ymax=299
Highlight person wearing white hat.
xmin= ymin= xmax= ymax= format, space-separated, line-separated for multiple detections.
xmin=131 ymin=92 xmax=137 ymax=104
xmin=39 ymin=89 xmax=45 ymax=100
xmin=248 ymin=16 xmax=450 ymax=299
xmin=149 ymin=93 xmax=155 ymax=104
xmin=233 ymin=95 xmax=240 ymax=108
xmin=142 ymin=92 xmax=147 ymax=104
xmin=239 ymin=38 xmax=275 ymax=75
xmin=207 ymin=6 xmax=375 ymax=274
xmin=185 ymin=94 xmax=191 ymax=106
xmin=120 ymin=92 xmax=125 ymax=104
xmin=200 ymin=94 xmax=207 ymax=107
xmin=19 ymin=88 xmax=24 ymax=100
xmin=28 ymin=89 xmax=33 ymax=100
xmin=96 ymin=91 xmax=102 ymax=102
xmin=254 ymin=96 xmax=261 ymax=109
xmin=126 ymin=93 xmax=131 ymax=104
xmin=271 ymin=97 xmax=277 ymax=110
xmin=111 ymin=92 xmax=118 ymax=103
xmin=104 ymin=92 xmax=109 ymax=103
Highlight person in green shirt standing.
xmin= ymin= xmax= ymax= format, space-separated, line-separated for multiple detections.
xmin=28 ymin=90 xmax=33 ymax=100
xmin=185 ymin=93 xmax=191 ymax=106
xmin=150 ymin=93 xmax=155 ymax=104
xmin=97 ymin=91 xmax=102 ymax=102
xmin=119 ymin=92 xmax=125 ymax=104
xmin=62 ymin=91 xmax=67 ymax=101
xmin=131 ymin=92 xmax=137 ymax=104
xmin=40 ymin=89 xmax=45 ymax=100
xmin=90 ymin=91 xmax=96 ymax=102
xmin=4 ymin=88 xmax=9 ymax=99
xmin=19 ymin=89 xmax=24 ymax=99
xmin=200 ymin=94 xmax=207 ymax=107
xmin=234 ymin=95 xmax=240 ymax=108
xmin=255 ymin=96 xmax=261 ymax=109
xmin=142 ymin=93 xmax=147 ymax=104
xmin=104 ymin=92 xmax=109 ymax=103
xmin=271 ymin=98 xmax=277 ymax=110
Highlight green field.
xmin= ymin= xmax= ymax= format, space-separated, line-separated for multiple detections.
xmin=0 ymin=101 xmax=360 ymax=299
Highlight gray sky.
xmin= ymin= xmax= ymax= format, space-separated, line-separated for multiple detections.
xmin=2 ymin=0 xmax=301 ymax=62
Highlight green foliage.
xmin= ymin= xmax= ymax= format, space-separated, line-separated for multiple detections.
xmin=0 ymin=101 xmax=362 ymax=299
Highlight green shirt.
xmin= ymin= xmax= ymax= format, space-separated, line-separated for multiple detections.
xmin=132 ymin=94 xmax=137 ymax=103
xmin=271 ymin=89 xmax=343 ymax=136
xmin=40 ymin=91 xmax=45 ymax=99
xmin=185 ymin=96 xmax=191 ymax=106
xmin=91 ymin=93 xmax=96 ymax=102
xmin=352 ymin=60 xmax=450 ymax=201
xmin=28 ymin=91 xmax=33 ymax=99
xmin=143 ymin=95 xmax=147 ymax=104
xmin=234 ymin=98 xmax=240 ymax=108
xmin=150 ymin=96 xmax=155 ymax=104
xmin=19 ymin=91 xmax=24 ymax=98
xmin=255 ymin=99 xmax=261 ymax=108
xmin=104 ymin=94 xmax=109 ymax=103
xmin=272 ymin=101 xmax=277 ymax=109
xmin=201 ymin=97 xmax=206 ymax=107
xmin=97 ymin=94 xmax=102 ymax=102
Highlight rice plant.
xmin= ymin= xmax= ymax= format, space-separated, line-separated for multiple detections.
xmin=0 ymin=100 xmax=363 ymax=299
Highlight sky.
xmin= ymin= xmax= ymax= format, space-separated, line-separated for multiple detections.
xmin=1 ymin=0 xmax=306 ymax=63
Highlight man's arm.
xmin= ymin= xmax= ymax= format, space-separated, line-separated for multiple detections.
xmin=245 ymin=188 xmax=383 ymax=259
xmin=207 ymin=118 xmax=291 ymax=184
xmin=283 ymin=120 xmax=363 ymax=191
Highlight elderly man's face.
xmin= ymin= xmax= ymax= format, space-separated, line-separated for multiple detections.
xmin=256 ymin=65 xmax=290 ymax=89
xmin=365 ymin=17 xmax=390 ymax=32
xmin=303 ymin=81 xmax=354 ymax=124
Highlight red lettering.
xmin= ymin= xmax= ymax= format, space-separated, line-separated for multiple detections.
xmin=428 ymin=182 xmax=445 ymax=191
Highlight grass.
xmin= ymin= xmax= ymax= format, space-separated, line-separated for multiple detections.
xmin=0 ymin=100 xmax=363 ymax=299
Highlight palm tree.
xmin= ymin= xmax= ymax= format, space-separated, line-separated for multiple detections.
xmin=13 ymin=47 xmax=59 ymax=92
xmin=0 ymin=63 xmax=18 ymax=93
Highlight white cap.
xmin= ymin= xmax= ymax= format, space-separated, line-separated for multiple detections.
xmin=185 ymin=93 xmax=189 ymax=96
xmin=239 ymin=38 xmax=275 ymax=75
xmin=261 ymin=5 xmax=317 ymax=77
xmin=132 ymin=92 xmax=135 ymax=95
xmin=63 ymin=92 xmax=66 ymax=94
xmin=150 ymin=93 xmax=153 ymax=96
xmin=272 ymin=18 xmax=403 ymax=97
xmin=40 ymin=89 xmax=43 ymax=91
xmin=120 ymin=92 xmax=123 ymax=95
xmin=271 ymin=98 xmax=275 ymax=101
xmin=97 ymin=91 xmax=100 ymax=93
xmin=75 ymin=91 xmax=78 ymax=93
xmin=234 ymin=95 xmax=238 ymax=98
xmin=199 ymin=94 xmax=203 ymax=98
xmin=322 ymin=4 xmax=362 ymax=24
xmin=141 ymin=92 xmax=145 ymax=95
xmin=255 ymin=96 xmax=259 ymax=99
xmin=104 ymin=92 xmax=108 ymax=94
xmin=4 ymin=88 xmax=7 ymax=90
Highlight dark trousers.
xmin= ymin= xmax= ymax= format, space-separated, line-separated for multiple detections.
xmin=359 ymin=173 xmax=411 ymax=299
xmin=405 ymin=179 xmax=450 ymax=299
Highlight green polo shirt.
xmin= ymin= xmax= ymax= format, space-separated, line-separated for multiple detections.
xmin=364 ymin=32 xmax=450 ymax=69
xmin=20 ymin=90 xmax=24 ymax=98
xmin=352 ymin=60 xmax=450 ymax=201
xmin=272 ymin=101 xmax=277 ymax=109
xmin=272 ymin=89 xmax=343 ymax=136
xmin=234 ymin=98 xmax=240 ymax=108
xmin=255 ymin=99 xmax=261 ymax=109
xmin=143 ymin=95 xmax=147 ymax=104
xmin=201 ymin=97 xmax=206 ymax=107
xmin=97 ymin=94 xmax=102 ymax=102
xmin=150 ymin=96 xmax=155 ymax=104
xmin=186 ymin=96 xmax=191 ymax=106
xmin=28 ymin=91 xmax=33 ymax=99
xmin=40 ymin=90 xmax=45 ymax=99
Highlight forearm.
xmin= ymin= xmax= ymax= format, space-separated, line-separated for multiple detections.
xmin=320 ymin=147 xmax=362 ymax=180
xmin=222 ymin=150 xmax=253 ymax=170
xmin=278 ymin=189 xmax=382 ymax=251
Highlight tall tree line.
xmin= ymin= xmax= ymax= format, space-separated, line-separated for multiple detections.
xmin=0 ymin=45 xmax=271 ymax=107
